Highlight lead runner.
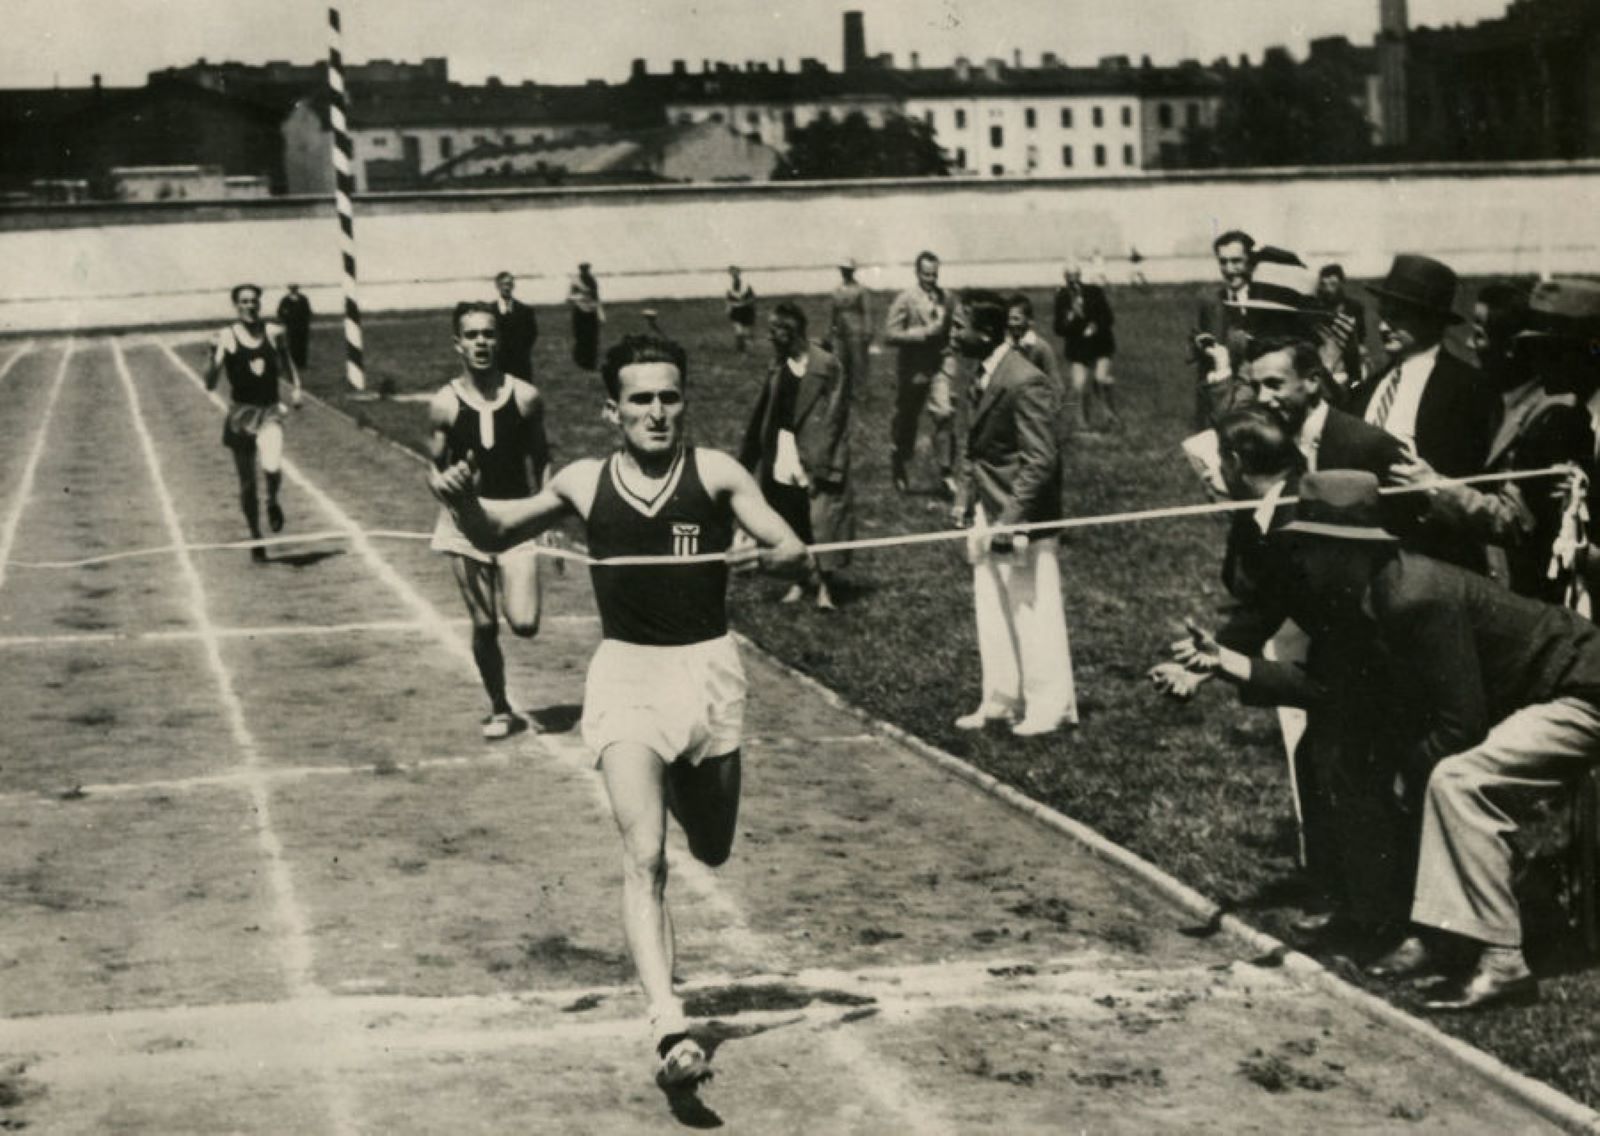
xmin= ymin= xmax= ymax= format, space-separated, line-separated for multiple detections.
xmin=429 ymin=332 xmax=809 ymax=1088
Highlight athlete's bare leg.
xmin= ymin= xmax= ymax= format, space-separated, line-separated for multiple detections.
xmin=665 ymin=750 xmax=742 ymax=867
xmin=497 ymin=550 xmax=543 ymax=639
xmin=600 ymin=743 xmax=678 ymax=1023
xmin=258 ymin=419 xmax=286 ymax=531
xmin=229 ymin=446 xmax=265 ymax=558
xmin=450 ymin=555 xmax=513 ymax=717
xmin=1093 ymin=356 xmax=1122 ymax=429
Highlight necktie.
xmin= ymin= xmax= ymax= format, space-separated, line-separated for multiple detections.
xmin=1366 ymin=366 xmax=1402 ymax=428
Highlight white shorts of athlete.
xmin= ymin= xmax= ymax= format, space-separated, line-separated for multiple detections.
xmin=581 ymin=634 xmax=746 ymax=767
xmin=430 ymin=507 xmax=541 ymax=567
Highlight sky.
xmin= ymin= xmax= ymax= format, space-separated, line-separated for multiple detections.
xmin=9 ymin=0 xmax=1514 ymax=89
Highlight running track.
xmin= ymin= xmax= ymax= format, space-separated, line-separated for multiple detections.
xmin=0 ymin=337 xmax=1577 ymax=1133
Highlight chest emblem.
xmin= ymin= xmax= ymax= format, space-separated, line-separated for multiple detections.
xmin=249 ymin=356 xmax=267 ymax=376
xmin=672 ymin=523 xmax=700 ymax=557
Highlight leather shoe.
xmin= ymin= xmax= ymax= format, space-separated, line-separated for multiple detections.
xmin=1365 ymin=935 xmax=1434 ymax=980
xmin=1422 ymin=961 xmax=1537 ymax=1012
xmin=954 ymin=705 xmax=1015 ymax=731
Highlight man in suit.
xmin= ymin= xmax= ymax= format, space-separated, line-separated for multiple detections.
xmin=1054 ymin=262 xmax=1119 ymax=432
xmin=493 ymin=270 xmax=539 ymax=381
xmin=1344 ymin=254 xmax=1499 ymax=567
xmin=1394 ymin=278 xmax=1598 ymax=603
xmin=1315 ymin=264 xmax=1367 ymax=387
xmin=951 ymin=289 xmax=1075 ymax=738
xmin=1006 ymin=293 xmax=1062 ymax=388
xmin=1190 ymin=229 xmax=1256 ymax=429
xmin=829 ymin=258 xmax=873 ymax=406
xmin=275 ymin=283 xmax=312 ymax=369
xmin=884 ymin=250 xmax=958 ymax=497
xmin=738 ymin=301 xmax=853 ymax=610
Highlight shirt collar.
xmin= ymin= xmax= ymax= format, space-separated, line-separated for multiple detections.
xmin=1398 ymin=342 xmax=1441 ymax=380
xmin=1297 ymin=400 xmax=1330 ymax=457
xmin=1253 ymin=477 xmax=1290 ymax=535
xmin=980 ymin=340 xmax=1010 ymax=376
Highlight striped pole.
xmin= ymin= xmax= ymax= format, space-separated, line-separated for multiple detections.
xmin=326 ymin=6 xmax=368 ymax=392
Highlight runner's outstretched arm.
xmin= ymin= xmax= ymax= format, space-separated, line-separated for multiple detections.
xmin=699 ymin=450 xmax=811 ymax=577
xmin=429 ymin=458 xmax=584 ymax=551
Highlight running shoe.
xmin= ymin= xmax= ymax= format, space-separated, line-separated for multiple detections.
xmin=655 ymin=1032 xmax=712 ymax=1089
xmin=480 ymin=712 xmax=524 ymax=741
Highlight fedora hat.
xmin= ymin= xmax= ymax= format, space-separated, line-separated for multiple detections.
xmin=1517 ymin=277 xmax=1600 ymax=340
xmin=1279 ymin=470 xmax=1398 ymax=542
xmin=1225 ymin=250 xmax=1317 ymax=316
xmin=1366 ymin=254 xmax=1462 ymax=322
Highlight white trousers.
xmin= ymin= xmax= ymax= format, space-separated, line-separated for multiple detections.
xmin=970 ymin=517 xmax=1077 ymax=725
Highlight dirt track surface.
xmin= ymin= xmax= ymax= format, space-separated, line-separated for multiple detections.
xmin=0 ymin=338 xmax=1569 ymax=1132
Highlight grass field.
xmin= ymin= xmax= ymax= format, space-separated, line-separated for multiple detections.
xmin=292 ymin=279 xmax=1600 ymax=1108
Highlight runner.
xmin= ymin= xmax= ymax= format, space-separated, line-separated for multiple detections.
xmin=724 ymin=266 xmax=757 ymax=353
xmin=203 ymin=283 xmax=302 ymax=562
xmin=427 ymin=301 xmax=553 ymax=741
xmin=429 ymin=331 xmax=809 ymax=1088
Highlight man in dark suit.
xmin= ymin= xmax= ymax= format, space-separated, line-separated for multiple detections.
xmin=275 ymin=283 xmax=312 ymax=369
xmin=952 ymin=289 xmax=1075 ymax=738
xmin=1191 ymin=471 xmax=1600 ymax=1012
xmin=1190 ymin=229 xmax=1256 ymax=429
xmin=493 ymin=270 xmax=539 ymax=381
xmin=1315 ymin=264 xmax=1367 ymax=387
xmin=1053 ymin=262 xmax=1119 ymax=432
xmin=1343 ymin=255 xmax=1499 ymax=568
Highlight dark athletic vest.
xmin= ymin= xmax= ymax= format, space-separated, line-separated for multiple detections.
xmin=442 ymin=380 xmax=535 ymax=500
xmin=587 ymin=447 xmax=731 ymax=646
xmin=222 ymin=324 xmax=279 ymax=406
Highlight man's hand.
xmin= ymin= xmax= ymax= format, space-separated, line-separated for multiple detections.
xmin=758 ymin=542 xmax=812 ymax=579
xmin=1169 ymin=618 xmax=1223 ymax=673
xmin=728 ymin=529 xmax=759 ymax=574
xmin=1389 ymin=454 xmax=1438 ymax=487
xmin=989 ymin=530 xmax=1029 ymax=555
xmin=428 ymin=456 xmax=478 ymax=508
xmin=1148 ymin=661 xmax=1211 ymax=701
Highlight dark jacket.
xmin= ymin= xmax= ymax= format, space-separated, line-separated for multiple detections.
xmin=1053 ymin=283 xmax=1115 ymax=362
xmin=961 ymin=345 xmax=1062 ymax=527
xmin=495 ymin=299 xmax=539 ymax=380
xmin=738 ymin=345 xmax=851 ymax=485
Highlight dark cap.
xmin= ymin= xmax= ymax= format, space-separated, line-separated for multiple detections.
xmin=1279 ymin=470 xmax=1398 ymax=542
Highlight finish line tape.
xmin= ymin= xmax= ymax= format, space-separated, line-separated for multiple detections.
xmin=4 ymin=465 xmax=1579 ymax=571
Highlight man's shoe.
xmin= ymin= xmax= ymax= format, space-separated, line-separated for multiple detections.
xmin=655 ymin=1032 xmax=711 ymax=1089
xmin=250 ymin=544 xmax=269 ymax=564
xmin=481 ymin=711 xmax=526 ymax=741
xmin=954 ymin=705 xmax=1016 ymax=731
xmin=1422 ymin=958 xmax=1537 ymax=1012
xmin=1289 ymin=910 xmax=1339 ymax=937
xmin=1010 ymin=717 xmax=1063 ymax=738
xmin=1365 ymin=935 xmax=1434 ymax=980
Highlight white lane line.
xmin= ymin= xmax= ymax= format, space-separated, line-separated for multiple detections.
xmin=151 ymin=336 xmax=951 ymax=1133
xmin=0 ymin=341 xmax=70 ymax=596
xmin=111 ymin=341 xmax=358 ymax=1136
xmin=0 ymin=613 xmax=598 ymax=651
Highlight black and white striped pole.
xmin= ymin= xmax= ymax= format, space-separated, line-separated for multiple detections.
xmin=326 ymin=6 xmax=368 ymax=392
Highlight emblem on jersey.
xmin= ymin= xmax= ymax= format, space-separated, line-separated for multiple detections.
xmin=672 ymin=523 xmax=700 ymax=557
xmin=250 ymin=357 xmax=267 ymax=376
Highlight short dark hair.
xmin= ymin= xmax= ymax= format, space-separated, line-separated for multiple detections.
xmin=600 ymin=333 xmax=689 ymax=399
xmin=1319 ymin=263 xmax=1346 ymax=281
xmin=231 ymin=283 xmax=262 ymax=303
xmin=771 ymin=300 xmax=808 ymax=333
xmin=494 ymin=270 xmax=514 ymax=283
xmin=1006 ymin=292 xmax=1033 ymax=317
xmin=1213 ymin=230 xmax=1255 ymax=255
xmin=962 ymin=289 xmax=1009 ymax=341
xmin=915 ymin=250 xmax=939 ymax=268
xmin=1217 ymin=405 xmax=1303 ymax=478
xmin=452 ymin=300 xmax=499 ymax=335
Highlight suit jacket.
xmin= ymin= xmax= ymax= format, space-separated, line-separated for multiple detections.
xmin=495 ymin=299 xmax=539 ymax=379
xmin=738 ymin=344 xmax=851 ymax=485
xmin=961 ymin=346 xmax=1062 ymax=527
xmin=1053 ymin=283 xmax=1115 ymax=360
xmin=1343 ymin=346 xmax=1496 ymax=479
xmin=1247 ymin=550 xmax=1600 ymax=778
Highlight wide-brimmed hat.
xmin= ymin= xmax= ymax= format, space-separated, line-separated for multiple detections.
xmin=1517 ymin=277 xmax=1600 ymax=340
xmin=1278 ymin=470 xmax=1398 ymax=542
xmin=1225 ymin=248 xmax=1318 ymax=316
xmin=1365 ymin=254 xmax=1462 ymax=322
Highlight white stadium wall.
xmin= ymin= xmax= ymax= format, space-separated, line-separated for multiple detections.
xmin=1 ymin=162 xmax=1597 ymax=333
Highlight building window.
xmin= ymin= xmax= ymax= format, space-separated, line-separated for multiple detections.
xmin=1025 ymin=107 xmax=1037 ymax=129
xmin=1026 ymin=144 xmax=1039 ymax=170
xmin=990 ymin=125 xmax=1004 ymax=148
xmin=1060 ymin=107 xmax=1073 ymax=128
xmin=1094 ymin=144 xmax=1106 ymax=166
xmin=1092 ymin=106 xmax=1104 ymax=128
xmin=990 ymin=164 xmax=1003 ymax=175
xmin=1186 ymin=101 xmax=1201 ymax=128
xmin=955 ymin=108 xmax=967 ymax=129
xmin=677 ymin=113 xmax=693 ymax=125
xmin=439 ymin=136 xmax=453 ymax=159
xmin=1158 ymin=103 xmax=1173 ymax=129
xmin=709 ymin=111 xmax=725 ymax=123
xmin=956 ymin=147 xmax=967 ymax=167
xmin=747 ymin=111 xmax=759 ymax=126
xmin=372 ymin=136 xmax=388 ymax=148
xmin=1062 ymin=144 xmax=1074 ymax=167
xmin=1123 ymin=144 xmax=1134 ymax=165
xmin=1121 ymin=105 xmax=1132 ymax=127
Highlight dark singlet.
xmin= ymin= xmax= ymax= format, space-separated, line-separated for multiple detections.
xmin=222 ymin=324 xmax=280 ymax=406
xmin=442 ymin=380 xmax=536 ymax=500
xmin=587 ymin=447 xmax=732 ymax=646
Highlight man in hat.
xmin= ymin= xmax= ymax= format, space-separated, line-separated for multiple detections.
xmin=1185 ymin=469 xmax=1600 ymax=1009
xmin=493 ymin=270 xmax=540 ymax=381
xmin=1392 ymin=278 xmax=1598 ymax=603
xmin=828 ymin=258 xmax=873 ymax=404
xmin=1344 ymin=256 xmax=1498 ymax=568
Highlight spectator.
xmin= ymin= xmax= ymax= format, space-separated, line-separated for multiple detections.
xmin=276 ymin=283 xmax=312 ymax=370
xmin=884 ymin=250 xmax=958 ymax=497
xmin=492 ymin=270 xmax=539 ymax=380
xmin=1315 ymin=264 xmax=1367 ymax=386
xmin=1053 ymin=263 xmax=1119 ymax=433
xmin=829 ymin=258 xmax=873 ymax=407
xmin=725 ymin=266 xmax=757 ymax=353
xmin=567 ymin=262 xmax=604 ymax=372
xmin=1190 ymin=229 xmax=1257 ymax=429
xmin=738 ymin=301 xmax=853 ymax=611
